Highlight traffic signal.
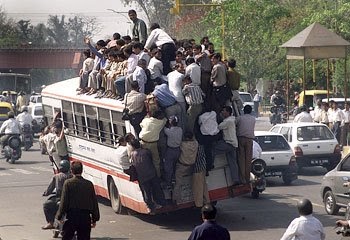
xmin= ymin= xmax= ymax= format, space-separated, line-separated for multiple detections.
xmin=170 ymin=0 xmax=180 ymax=15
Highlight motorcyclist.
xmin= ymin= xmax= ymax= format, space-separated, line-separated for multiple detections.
xmin=271 ymin=91 xmax=286 ymax=106
xmin=0 ymin=111 xmax=21 ymax=149
xmin=16 ymin=106 xmax=33 ymax=128
xmin=41 ymin=160 xmax=72 ymax=230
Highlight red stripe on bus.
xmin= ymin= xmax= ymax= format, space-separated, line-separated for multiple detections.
xmin=42 ymin=91 xmax=124 ymax=110
xmin=69 ymin=156 xmax=135 ymax=182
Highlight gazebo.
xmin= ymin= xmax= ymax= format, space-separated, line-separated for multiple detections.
xmin=281 ymin=22 xmax=350 ymax=111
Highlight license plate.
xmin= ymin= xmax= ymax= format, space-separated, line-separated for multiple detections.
xmin=310 ymin=159 xmax=329 ymax=165
xmin=265 ymin=171 xmax=282 ymax=177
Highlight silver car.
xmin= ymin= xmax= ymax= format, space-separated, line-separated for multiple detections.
xmin=321 ymin=153 xmax=350 ymax=215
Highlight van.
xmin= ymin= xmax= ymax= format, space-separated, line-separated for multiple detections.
xmin=298 ymin=90 xmax=332 ymax=108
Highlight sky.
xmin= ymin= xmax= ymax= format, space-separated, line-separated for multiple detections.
xmin=0 ymin=0 xmax=147 ymax=41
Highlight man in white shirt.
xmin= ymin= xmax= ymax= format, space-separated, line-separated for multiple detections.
xmin=132 ymin=59 xmax=148 ymax=94
xmin=148 ymin=48 xmax=164 ymax=83
xmin=168 ymin=64 xmax=186 ymax=130
xmin=253 ymin=90 xmax=261 ymax=118
xmin=16 ymin=106 xmax=33 ymax=128
xmin=331 ymin=101 xmax=344 ymax=143
xmin=144 ymin=23 xmax=176 ymax=75
xmin=342 ymin=102 xmax=350 ymax=146
xmin=214 ymin=106 xmax=240 ymax=185
xmin=281 ymin=198 xmax=325 ymax=240
xmin=312 ymin=99 xmax=322 ymax=122
xmin=185 ymin=58 xmax=201 ymax=86
xmin=132 ymin=42 xmax=150 ymax=66
xmin=0 ymin=111 xmax=21 ymax=149
xmin=293 ymin=106 xmax=313 ymax=123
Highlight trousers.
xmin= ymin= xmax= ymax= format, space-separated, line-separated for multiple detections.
xmin=62 ymin=209 xmax=91 ymax=240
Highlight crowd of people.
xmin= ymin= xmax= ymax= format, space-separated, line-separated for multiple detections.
xmin=292 ymin=99 xmax=350 ymax=146
xmin=74 ymin=9 xmax=255 ymax=212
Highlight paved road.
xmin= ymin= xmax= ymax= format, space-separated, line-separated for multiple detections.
xmin=0 ymin=118 xmax=344 ymax=240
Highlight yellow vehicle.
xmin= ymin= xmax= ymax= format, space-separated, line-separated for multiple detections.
xmin=0 ymin=101 xmax=14 ymax=126
xmin=298 ymin=90 xmax=333 ymax=108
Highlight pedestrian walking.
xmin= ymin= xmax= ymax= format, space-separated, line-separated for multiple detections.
xmin=56 ymin=161 xmax=100 ymax=240
xmin=188 ymin=203 xmax=230 ymax=240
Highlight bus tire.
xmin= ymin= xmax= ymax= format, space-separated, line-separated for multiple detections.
xmin=108 ymin=179 xmax=124 ymax=214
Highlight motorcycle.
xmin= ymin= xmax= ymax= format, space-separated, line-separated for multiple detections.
xmin=250 ymin=158 xmax=267 ymax=199
xmin=270 ymin=105 xmax=287 ymax=125
xmin=2 ymin=134 xmax=22 ymax=164
xmin=21 ymin=123 xmax=33 ymax=151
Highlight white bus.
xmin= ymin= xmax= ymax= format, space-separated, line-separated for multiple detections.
xmin=41 ymin=77 xmax=251 ymax=214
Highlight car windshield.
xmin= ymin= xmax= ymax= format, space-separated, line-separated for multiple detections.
xmin=0 ymin=106 xmax=10 ymax=114
xmin=240 ymin=94 xmax=252 ymax=102
xmin=255 ymin=135 xmax=290 ymax=151
xmin=296 ymin=126 xmax=334 ymax=141
xmin=34 ymin=106 xmax=43 ymax=116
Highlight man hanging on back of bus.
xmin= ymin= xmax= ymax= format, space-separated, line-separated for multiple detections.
xmin=130 ymin=139 xmax=166 ymax=213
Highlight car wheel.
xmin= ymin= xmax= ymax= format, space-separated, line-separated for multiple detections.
xmin=108 ymin=179 xmax=124 ymax=214
xmin=282 ymin=174 xmax=293 ymax=185
xmin=324 ymin=190 xmax=340 ymax=215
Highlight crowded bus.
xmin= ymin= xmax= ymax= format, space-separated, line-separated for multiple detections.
xmin=41 ymin=75 xmax=252 ymax=214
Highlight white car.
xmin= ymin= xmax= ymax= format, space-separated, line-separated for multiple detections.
xmin=239 ymin=91 xmax=254 ymax=111
xmin=270 ymin=122 xmax=341 ymax=171
xmin=255 ymin=131 xmax=297 ymax=184
xmin=28 ymin=103 xmax=45 ymax=133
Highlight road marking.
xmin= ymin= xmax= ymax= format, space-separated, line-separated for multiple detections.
xmin=30 ymin=166 xmax=53 ymax=172
xmin=9 ymin=169 xmax=39 ymax=175
xmin=0 ymin=172 xmax=11 ymax=176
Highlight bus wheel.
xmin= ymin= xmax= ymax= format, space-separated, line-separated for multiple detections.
xmin=108 ymin=179 xmax=124 ymax=214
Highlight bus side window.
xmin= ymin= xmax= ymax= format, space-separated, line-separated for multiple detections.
xmin=98 ymin=108 xmax=112 ymax=145
xmin=85 ymin=105 xmax=98 ymax=141
xmin=62 ymin=101 xmax=73 ymax=132
xmin=111 ymin=111 xmax=126 ymax=143
xmin=73 ymin=103 xmax=85 ymax=137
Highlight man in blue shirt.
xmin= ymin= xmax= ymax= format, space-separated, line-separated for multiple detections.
xmin=188 ymin=204 xmax=230 ymax=240
xmin=152 ymin=83 xmax=176 ymax=108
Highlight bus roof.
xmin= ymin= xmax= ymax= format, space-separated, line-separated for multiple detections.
xmin=41 ymin=77 xmax=124 ymax=111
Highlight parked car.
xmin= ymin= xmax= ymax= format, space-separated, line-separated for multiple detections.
xmin=255 ymin=131 xmax=297 ymax=185
xmin=239 ymin=91 xmax=254 ymax=111
xmin=321 ymin=153 xmax=350 ymax=215
xmin=28 ymin=103 xmax=45 ymax=133
xmin=270 ymin=122 xmax=341 ymax=171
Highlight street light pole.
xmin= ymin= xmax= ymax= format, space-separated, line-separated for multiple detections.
xmin=106 ymin=9 xmax=131 ymax=35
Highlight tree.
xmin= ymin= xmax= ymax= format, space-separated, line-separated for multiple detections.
xmin=0 ymin=7 xmax=19 ymax=46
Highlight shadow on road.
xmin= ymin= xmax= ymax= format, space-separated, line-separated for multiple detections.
xmin=13 ymin=160 xmax=43 ymax=165
xmin=92 ymin=238 xmax=129 ymax=240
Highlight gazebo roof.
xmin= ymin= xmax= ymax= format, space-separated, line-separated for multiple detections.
xmin=281 ymin=22 xmax=350 ymax=48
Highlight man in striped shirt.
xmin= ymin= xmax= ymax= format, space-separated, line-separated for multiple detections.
xmin=182 ymin=75 xmax=205 ymax=132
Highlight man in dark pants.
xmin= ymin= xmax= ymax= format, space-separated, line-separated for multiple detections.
xmin=144 ymin=23 xmax=176 ymax=75
xmin=188 ymin=203 xmax=230 ymax=240
xmin=56 ymin=161 xmax=100 ymax=240
xmin=130 ymin=139 xmax=166 ymax=213
xmin=42 ymin=160 xmax=71 ymax=230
